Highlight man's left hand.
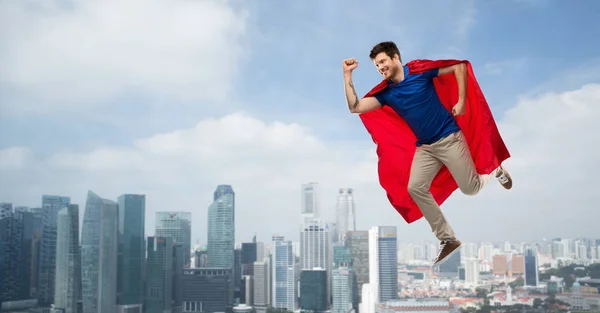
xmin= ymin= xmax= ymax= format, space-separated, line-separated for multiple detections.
xmin=452 ymin=102 xmax=466 ymax=116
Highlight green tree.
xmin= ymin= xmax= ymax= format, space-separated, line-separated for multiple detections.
xmin=509 ymin=277 xmax=524 ymax=288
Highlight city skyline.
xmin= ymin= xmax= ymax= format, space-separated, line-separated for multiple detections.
xmin=1 ymin=0 xmax=599 ymax=252
xmin=1 ymin=196 xmax=598 ymax=312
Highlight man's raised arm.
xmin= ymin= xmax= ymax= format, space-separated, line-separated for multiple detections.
xmin=342 ymin=58 xmax=382 ymax=114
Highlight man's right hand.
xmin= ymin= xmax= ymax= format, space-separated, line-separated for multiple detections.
xmin=343 ymin=58 xmax=359 ymax=73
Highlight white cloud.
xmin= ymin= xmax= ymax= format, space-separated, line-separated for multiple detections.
xmin=484 ymin=59 xmax=527 ymax=75
xmin=0 ymin=0 xmax=248 ymax=113
xmin=1 ymin=85 xmax=599 ymax=244
xmin=0 ymin=147 xmax=32 ymax=170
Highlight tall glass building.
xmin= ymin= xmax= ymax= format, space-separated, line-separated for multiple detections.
xmin=117 ymin=194 xmax=146 ymax=312
xmin=38 ymin=195 xmax=70 ymax=306
xmin=0 ymin=203 xmax=41 ymax=303
xmin=155 ymin=211 xmax=192 ymax=267
xmin=368 ymin=226 xmax=398 ymax=303
xmin=272 ymin=239 xmax=297 ymax=310
xmin=207 ymin=187 xmax=235 ymax=269
xmin=332 ymin=267 xmax=353 ymax=313
xmin=145 ymin=236 xmax=173 ymax=313
xmin=81 ymin=191 xmax=118 ymax=313
xmin=53 ymin=205 xmax=81 ymax=313
xmin=335 ymin=188 xmax=356 ymax=243
xmin=524 ymin=247 xmax=539 ymax=286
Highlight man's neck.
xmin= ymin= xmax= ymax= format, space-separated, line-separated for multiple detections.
xmin=390 ymin=64 xmax=405 ymax=83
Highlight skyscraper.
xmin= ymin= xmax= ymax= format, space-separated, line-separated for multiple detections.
xmin=117 ymin=194 xmax=146 ymax=312
xmin=38 ymin=195 xmax=70 ymax=306
xmin=465 ymin=258 xmax=479 ymax=287
xmin=524 ymin=247 xmax=539 ymax=286
xmin=145 ymin=236 xmax=173 ymax=313
xmin=253 ymin=261 xmax=270 ymax=309
xmin=301 ymin=182 xmax=319 ymax=224
xmin=332 ymin=267 xmax=353 ymax=313
xmin=272 ymin=238 xmax=297 ymax=310
xmin=155 ymin=211 xmax=192 ymax=267
xmin=345 ymin=231 xmax=369 ymax=310
xmin=207 ymin=186 xmax=235 ymax=269
xmin=81 ymin=191 xmax=118 ymax=313
xmin=300 ymin=220 xmax=332 ymax=306
xmin=335 ymin=188 xmax=356 ymax=243
xmin=53 ymin=205 xmax=81 ymax=313
xmin=368 ymin=226 xmax=398 ymax=303
xmin=0 ymin=203 xmax=39 ymax=302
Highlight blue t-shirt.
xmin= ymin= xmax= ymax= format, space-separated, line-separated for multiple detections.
xmin=373 ymin=65 xmax=460 ymax=146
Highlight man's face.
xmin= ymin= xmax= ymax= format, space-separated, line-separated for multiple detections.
xmin=373 ymin=52 xmax=399 ymax=79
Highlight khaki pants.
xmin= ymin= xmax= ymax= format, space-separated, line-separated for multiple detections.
xmin=408 ymin=131 xmax=494 ymax=242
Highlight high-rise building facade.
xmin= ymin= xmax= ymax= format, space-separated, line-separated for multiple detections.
xmin=300 ymin=220 xmax=332 ymax=305
xmin=0 ymin=204 xmax=40 ymax=303
xmin=272 ymin=239 xmax=297 ymax=310
xmin=53 ymin=205 xmax=81 ymax=313
xmin=117 ymin=194 xmax=145 ymax=312
xmin=299 ymin=269 xmax=328 ymax=311
xmin=345 ymin=231 xmax=369 ymax=310
xmin=181 ymin=268 xmax=233 ymax=313
xmin=145 ymin=236 xmax=173 ymax=313
xmin=81 ymin=191 xmax=118 ymax=313
xmin=155 ymin=211 xmax=192 ymax=267
xmin=332 ymin=267 xmax=353 ymax=313
xmin=335 ymin=188 xmax=356 ymax=243
xmin=253 ymin=261 xmax=270 ymax=309
xmin=38 ymin=195 xmax=70 ymax=305
xmin=465 ymin=258 xmax=479 ymax=287
xmin=524 ymin=247 xmax=539 ymax=286
xmin=368 ymin=226 xmax=398 ymax=303
xmin=207 ymin=186 xmax=235 ymax=269
xmin=301 ymin=182 xmax=319 ymax=224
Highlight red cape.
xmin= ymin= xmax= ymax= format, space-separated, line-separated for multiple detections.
xmin=360 ymin=59 xmax=510 ymax=223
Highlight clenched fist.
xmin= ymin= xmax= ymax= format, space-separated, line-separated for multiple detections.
xmin=342 ymin=58 xmax=358 ymax=73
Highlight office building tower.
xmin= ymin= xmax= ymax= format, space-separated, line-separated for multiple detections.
xmin=332 ymin=267 xmax=353 ymax=313
xmin=155 ymin=211 xmax=192 ymax=267
xmin=301 ymin=182 xmax=319 ymax=224
xmin=335 ymin=188 xmax=356 ymax=243
xmin=299 ymin=269 xmax=328 ymax=311
xmin=145 ymin=236 xmax=173 ymax=313
xmin=253 ymin=261 xmax=270 ymax=309
xmin=0 ymin=203 xmax=39 ymax=302
xmin=345 ymin=231 xmax=368 ymax=310
xmin=465 ymin=258 xmax=479 ymax=287
xmin=117 ymin=194 xmax=145 ymax=312
xmin=207 ymin=186 xmax=235 ymax=269
xmin=38 ymin=195 xmax=70 ymax=305
xmin=300 ymin=220 xmax=332 ymax=305
xmin=272 ymin=238 xmax=297 ymax=310
xmin=53 ymin=205 xmax=81 ymax=313
xmin=81 ymin=191 xmax=118 ymax=313
xmin=493 ymin=255 xmax=508 ymax=276
xmin=524 ymin=247 xmax=539 ymax=286
xmin=368 ymin=226 xmax=398 ymax=303
xmin=181 ymin=268 xmax=233 ymax=312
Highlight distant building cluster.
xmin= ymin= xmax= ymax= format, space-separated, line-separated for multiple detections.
xmin=1 ymin=184 xmax=599 ymax=313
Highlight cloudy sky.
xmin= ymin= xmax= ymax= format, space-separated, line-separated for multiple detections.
xmin=1 ymin=0 xmax=599 ymax=246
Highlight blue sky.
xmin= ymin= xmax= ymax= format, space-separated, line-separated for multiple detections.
xmin=1 ymin=0 xmax=599 ymax=244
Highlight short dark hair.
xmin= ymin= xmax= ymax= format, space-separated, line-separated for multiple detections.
xmin=369 ymin=41 xmax=401 ymax=62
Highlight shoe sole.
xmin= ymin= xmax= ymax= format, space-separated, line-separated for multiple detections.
xmin=433 ymin=242 xmax=462 ymax=266
xmin=497 ymin=167 xmax=513 ymax=190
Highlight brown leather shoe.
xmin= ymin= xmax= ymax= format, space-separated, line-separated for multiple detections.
xmin=496 ymin=165 xmax=513 ymax=190
xmin=433 ymin=240 xmax=462 ymax=265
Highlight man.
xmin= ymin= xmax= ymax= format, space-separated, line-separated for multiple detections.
xmin=342 ymin=41 xmax=512 ymax=265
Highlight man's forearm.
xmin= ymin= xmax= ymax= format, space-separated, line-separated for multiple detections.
xmin=344 ymin=73 xmax=360 ymax=112
xmin=455 ymin=63 xmax=467 ymax=103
